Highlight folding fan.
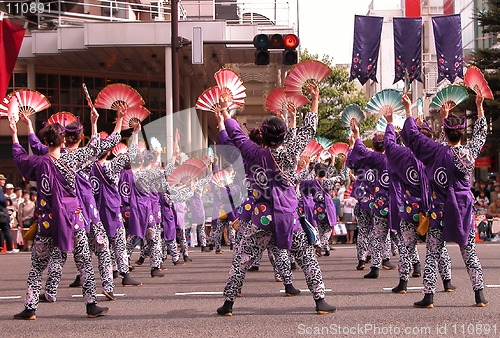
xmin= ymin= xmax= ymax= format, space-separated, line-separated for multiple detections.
xmin=183 ymin=158 xmax=207 ymax=172
xmin=300 ymin=139 xmax=323 ymax=158
xmin=376 ymin=115 xmax=405 ymax=132
xmin=167 ymin=164 xmax=204 ymax=186
xmin=265 ymin=87 xmax=309 ymax=116
xmin=195 ymin=86 xmax=240 ymax=113
xmin=112 ymin=143 xmax=128 ymax=156
xmin=99 ymin=131 xmax=109 ymax=140
xmin=94 ymin=83 xmax=145 ymax=110
xmin=314 ymin=136 xmax=333 ymax=151
xmin=340 ymin=104 xmax=365 ymax=128
xmin=214 ymin=68 xmax=247 ymax=105
xmin=0 ymin=97 xmax=9 ymax=118
xmin=47 ymin=112 xmax=78 ymax=126
xmin=328 ymin=142 xmax=349 ymax=158
xmin=3 ymin=96 xmax=19 ymax=123
xmin=283 ymin=60 xmax=332 ymax=98
xmin=150 ymin=137 xmax=162 ymax=153
xmin=211 ymin=170 xmax=233 ymax=188
xmin=0 ymin=89 xmax=51 ymax=117
xmin=464 ymin=66 xmax=494 ymax=100
xmin=121 ymin=106 xmax=151 ymax=131
xmin=429 ymin=85 xmax=469 ymax=111
xmin=365 ymin=89 xmax=404 ymax=117
xmin=344 ymin=182 xmax=354 ymax=199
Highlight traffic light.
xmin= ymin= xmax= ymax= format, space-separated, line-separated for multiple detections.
xmin=253 ymin=33 xmax=300 ymax=65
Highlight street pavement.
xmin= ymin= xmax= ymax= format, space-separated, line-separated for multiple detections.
xmin=0 ymin=242 xmax=499 ymax=337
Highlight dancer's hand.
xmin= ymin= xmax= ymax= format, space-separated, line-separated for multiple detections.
xmin=476 ymin=93 xmax=484 ymax=119
xmin=402 ymin=93 xmax=411 ymax=118
xmin=350 ymin=119 xmax=359 ymax=140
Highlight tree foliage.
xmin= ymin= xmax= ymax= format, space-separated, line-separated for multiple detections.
xmin=298 ymin=49 xmax=372 ymax=142
xmin=469 ymin=0 xmax=500 ymax=122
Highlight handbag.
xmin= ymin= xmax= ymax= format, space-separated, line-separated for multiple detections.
xmin=22 ymin=218 xmax=34 ymax=228
xmin=417 ymin=212 xmax=430 ymax=236
xmin=333 ymin=222 xmax=347 ymax=236
xmin=299 ymin=215 xmax=319 ymax=246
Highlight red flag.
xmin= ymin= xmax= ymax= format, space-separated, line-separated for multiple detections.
xmin=404 ymin=0 xmax=421 ymax=18
xmin=0 ymin=19 xmax=25 ymax=100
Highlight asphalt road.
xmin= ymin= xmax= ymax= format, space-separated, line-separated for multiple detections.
xmin=1 ymin=242 xmax=499 ymax=337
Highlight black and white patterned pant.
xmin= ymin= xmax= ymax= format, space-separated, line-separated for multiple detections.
xmin=109 ymin=226 xmax=129 ymax=275
xmin=356 ymin=209 xmax=371 ymax=261
xmin=423 ymin=227 xmax=484 ymax=294
xmin=195 ymin=224 xmax=207 ymax=247
xmin=127 ymin=224 xmax=163 ymax=269
xmin=176 ymin=227 xmax=189 ymax=256
xmin=162 ymin=239 xmax=181 ymax=263
xmin=318 ymin=222 xmax=333 ymax=253
xmin=223 ymin=221 xmax=326 ymax=302
xmin=370 ymin=215 xmax=389 ymax=268
xmin=43 ymin=222 xmax=115 ymax=300
xmin=397 ymin=220 xmax=420 ymax=281
xmin=24 ymin=230 xmax=98 ymax=311
xmin=251 ymin=244 xmax=293 ymax=283
xmin=212 ymin=219 xmax=235 ymax=252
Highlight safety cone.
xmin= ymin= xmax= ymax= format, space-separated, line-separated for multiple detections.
xmin=1 ymin=242 xmax=6 ymax=252
xmin=475 ymin=228 xmax=483 ymax=242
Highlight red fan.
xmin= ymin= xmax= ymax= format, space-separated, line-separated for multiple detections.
xmin=265 ymin=87 xmax=309 ymax=116
xmin=464 ymin=66 xmax=494 ymax=100
xmin=0 ymin=89 xmax=51 ymax=117
xmin=47 ymin=112 xmax=78 ymax=126
xmin=284 ymin=60 xmax=332 ymax=98
xmin=0 ymin=97 xmax=9 ymax=118
xmin=184 ymin=158 xmax=207 ymax=172
xmin=195 ymin=86 xmax=240 ymax=113
xmin=94 ymin=83 xmax=145 ymax=110
xmin=328 ymin=142 xmax=349 ymax=158
xmin=99 ymin=131 xmax=109 ymax=140
xmin=112 ymin=143 xmax=128 ymax=156
xmin=211 ymin=170 xmax=233 ymax=187
xmin=167 ymin=164 xmax=205 ymax=186
xmin=300 ymin=139 xmax=323 ymax=158
xmin=121 ymin=106 xmax=151 ymax=131
xmin=214 ymin=68 xmax=247 ymax=105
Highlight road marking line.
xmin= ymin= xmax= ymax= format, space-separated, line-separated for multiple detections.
xmin=486 ymin=285 xmax=500 ymax=288
xmin=383 ymin=286 xmax=423 ymax=291
xmin=0 ymin=296 xmax=22 ymax=299
xmin=175 ymin=291 xmax=223 ymax=295
xmin=72 ymin=294 xmax=125 ymax=298
xmin=279 ymin=289 xmax=332 ymax=293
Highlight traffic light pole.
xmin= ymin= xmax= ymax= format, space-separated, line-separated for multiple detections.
xmin=172 ymin=0 xmax=180 ymax=116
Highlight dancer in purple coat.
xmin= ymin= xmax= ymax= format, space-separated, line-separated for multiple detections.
xmin=217 ymin=90 xmax=336 ymax=315
xmin=10 ymin=97 xmax=108 ymax=319
xmin=91 ymin=122 xmax=141 ymax=287
xmin=384 ymin=114 xmax=455 ymax=295
xmin=401 ymin=93 xmax=488 ymax=308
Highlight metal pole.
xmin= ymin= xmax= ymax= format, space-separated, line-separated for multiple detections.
xmin=172 ymin=0 xmax=180 ymax=116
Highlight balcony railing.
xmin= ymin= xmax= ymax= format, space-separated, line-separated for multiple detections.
xmin=1 ymin=0 xmax=295 ymax=29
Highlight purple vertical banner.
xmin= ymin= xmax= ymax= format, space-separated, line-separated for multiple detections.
xmin=349 ymin=15 xmax=383 ymax=85
xmin=432 ymin=14 xmax=463 ymax=83
xmin=393 ymin=17 xmax=422 ymax=85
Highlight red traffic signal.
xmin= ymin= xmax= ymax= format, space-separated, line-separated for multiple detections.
xmin=283 ymin=34 xmax=299 ymax=49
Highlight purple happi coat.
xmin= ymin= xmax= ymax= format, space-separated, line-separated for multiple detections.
xmin=187 ymin=192 xmax=205 ymax=225
xmin=224 ymin=118 xmax=300 ymax=250
xmin=160 ymin=193 xmax=176 ymax=241
xmin=130 ymin=169 xmax=153 ymax=238
xmin=347 ymin=139 xmax=390 ymax=222
xmin=385 ymin=123 xmax=429 ymax=231
xmin=13 ymin=144 xmax=85 ymax=252
xmin=401 ymin=116 xmax=487 ymax=246
xmin=300 ymin=179 xmax=337 ymax=228
xmin=91 ymin=161 xmax=123 ymax=238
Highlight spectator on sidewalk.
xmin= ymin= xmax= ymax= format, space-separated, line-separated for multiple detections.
xmin=0 ymin=174 xmax=19 ymax=253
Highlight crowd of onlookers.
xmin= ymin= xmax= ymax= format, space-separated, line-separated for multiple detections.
xmin=473 ymin=173 xmax=500 ymax=240
xmin=0 ymin=174 xmax=38 ymax=253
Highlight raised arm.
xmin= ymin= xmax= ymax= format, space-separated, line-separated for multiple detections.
xmin=465 ymin=95 xmax=487 ymax=159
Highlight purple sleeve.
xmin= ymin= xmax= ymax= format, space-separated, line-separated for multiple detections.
xmin=216 ymin=129 xmax=241 ymax=163
xmin=224 ymin=118 xmax=261 ymax=159
xmin=349 ymin=139 xmax=378 ymax=166
xmin=401 ymin=117 xmax=442 ymax=166
xmin=28 ymin=133 xmax=48 ymax=156
xmin=12 ymin=143 xmax=40 ymax=181
xmin=384 ymin=124 xmax=410 ymax=165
